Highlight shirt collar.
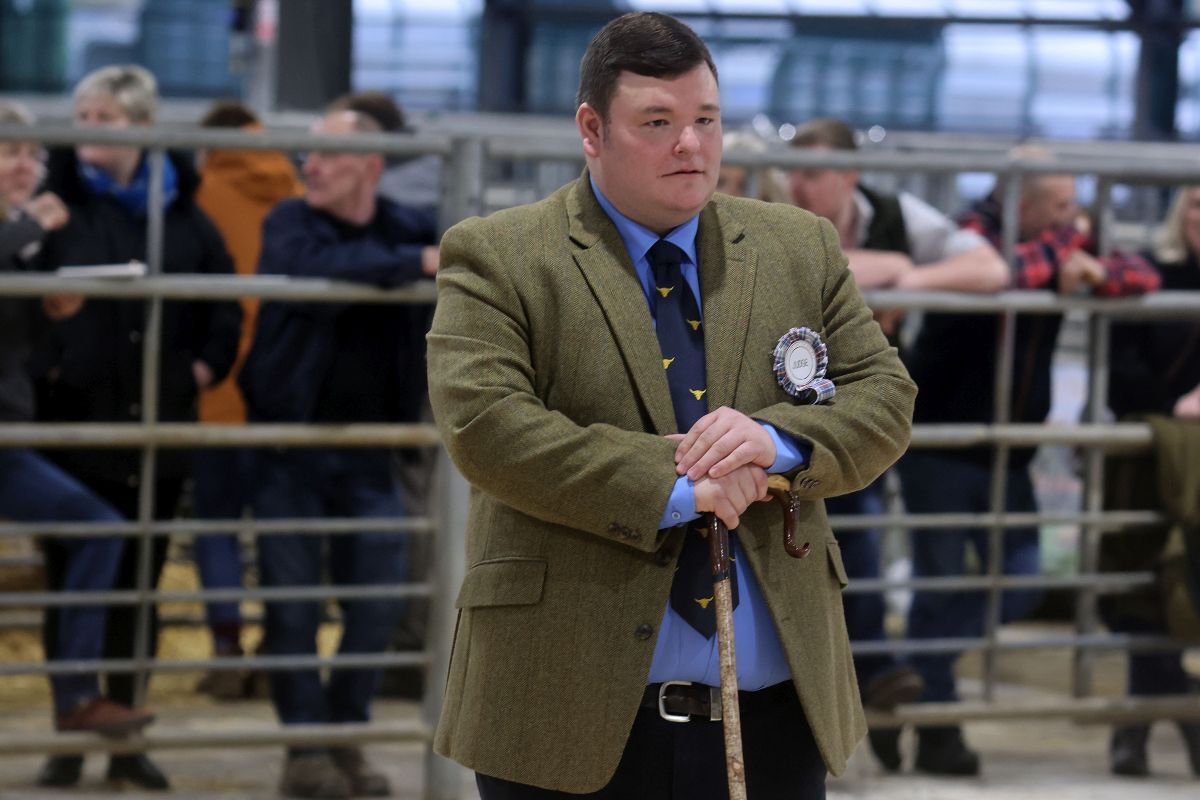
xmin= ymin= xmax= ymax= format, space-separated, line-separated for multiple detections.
xmin=590 ymin=175 xmax=699 ymax=266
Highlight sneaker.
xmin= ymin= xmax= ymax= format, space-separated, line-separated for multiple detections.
xmin=57 ymin=697 xmax=155 ymax=737
xmin=331 ymin=746 xmax=391 ymax=797
xmin=915 ymin=725 xmax=980 ymax=776
xmin=280 ymin=753 xmax=352 ymax=800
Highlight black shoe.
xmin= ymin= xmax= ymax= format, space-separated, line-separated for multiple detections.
xmin=1179 ymin=721 xmax=1200 ymax=777
xmin=107 ymin=753 xmax=171 ymax=790
xmin=861 ymin=666 xmax=925 ymax=712
xmin=1110 ymin=725 xmax=1149 ymax=777
xmin=36 ymin=754 xmax=82 ymax=788
xmin=867 ymin=727 xmax=902 ymax=772
xmin=915 ymin=726 xmax=980 ymax=776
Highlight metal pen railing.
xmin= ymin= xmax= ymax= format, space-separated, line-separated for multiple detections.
xmin=4 ymin=123 xmax=1200 ymax=798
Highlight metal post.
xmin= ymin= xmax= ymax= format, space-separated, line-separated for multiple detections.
xmin=983 ymin=168 xmax=1022 ymax=703
xmin=131 ymin=148 xmax=167 ymax=707
xmin=440 ymin=136 xmax=486 ymax=230
xmin=1073 ymin=314 xmax=1111 ymax=698
xmin=422 ymin=450 xmax=470 ymax=800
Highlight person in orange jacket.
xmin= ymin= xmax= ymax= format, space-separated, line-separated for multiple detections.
xmin=191 ymin=101 xmax=303 ymax=696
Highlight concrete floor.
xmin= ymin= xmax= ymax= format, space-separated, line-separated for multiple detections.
xmin=0 ymin=694 xmax=1194 ymax=800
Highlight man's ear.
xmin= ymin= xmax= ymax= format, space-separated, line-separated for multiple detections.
xmin=576 ymin=103 xmax=603 ymax=158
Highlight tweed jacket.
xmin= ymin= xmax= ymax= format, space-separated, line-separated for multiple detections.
xmin=427 ymin=175 xmax=915 ymax=792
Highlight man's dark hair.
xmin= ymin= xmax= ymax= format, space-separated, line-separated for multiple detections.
xmin=328 ymin=91 xmax=406 ymax=133
xmin=200 ymin=99 xmax=259 ymax=129
xmin=576 ymin=12 xmax=717 ymax=122
xmin=791 ymin=118 xmax=858 ymax=151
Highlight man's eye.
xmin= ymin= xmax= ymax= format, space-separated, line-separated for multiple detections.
xmin=697 ymin=117 xmax=716 ymax=125
xmin=646 ymin=119 xmax=668 ymax=128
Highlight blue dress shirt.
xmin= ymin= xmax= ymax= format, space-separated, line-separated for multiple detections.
xmin=590 ymin=178 xmax=809 ymax=690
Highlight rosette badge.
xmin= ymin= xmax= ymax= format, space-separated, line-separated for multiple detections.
xmin=774 ymin=327 xmax=836 ymax=404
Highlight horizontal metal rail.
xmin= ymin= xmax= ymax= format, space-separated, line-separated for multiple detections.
xmin=842 ymin=571 xmax=1155 ymax=595
xmin=0 ymin=273 xmax=438 ymax=304
xmin=827 ymin=509 xmax=1165 ymax=531
xmin=0 ymin=123 xmax=452 ymax=157
xmin=850 ymin=632 xmax=1191 ymax=656
xmin=0 ymin=651 xmax=428 ymax=678
xmin=0 ymin=515 xmax=435 ymax=539
xmin=0 ymin=721 xmax=431 ymax=756
xmin=0 ymin=422 xmax=441 ymax=448
xmin=868 ymin=696 xmax=1200 ymax=728
xmin=0 ymin=583 xmax=430 ymax=609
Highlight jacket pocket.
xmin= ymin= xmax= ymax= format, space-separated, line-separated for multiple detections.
xmin=455 ymin=557 xmax=547 ymax=609
xmin=826 ymin=540 xmax=849 ymax=589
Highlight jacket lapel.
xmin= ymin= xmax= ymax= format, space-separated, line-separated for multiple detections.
xmin=697 ymin=199 xmax=755 ymax=411
xmin=567 ymin=178 xmax=677 ymax=434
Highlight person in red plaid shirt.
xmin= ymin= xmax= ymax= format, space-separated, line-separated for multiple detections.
xmin=895 ymin=147 xmax=1160 ymax=776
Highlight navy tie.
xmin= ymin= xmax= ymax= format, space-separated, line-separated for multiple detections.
xmin=648 ymin=239 xmax=738 ymax=638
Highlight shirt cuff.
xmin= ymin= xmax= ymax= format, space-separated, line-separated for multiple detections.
xmin=761 ymin=423 xmax=811 ymax=474
xmin=660 ymin=476 xmax=700 ymax=529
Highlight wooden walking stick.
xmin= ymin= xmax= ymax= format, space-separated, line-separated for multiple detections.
xmin=707 ymin=475 xmax=804 ymax=800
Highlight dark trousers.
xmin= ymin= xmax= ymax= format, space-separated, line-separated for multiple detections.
xmin=0 ymin=449 xmax=126 ymax=715
xmin=476 ymin=683 xmax=826 ymax=800
xmin=897 ymin=450 xmax=1042 ymax=703
xmin=191 ymin=447 xmax=251 ymax=646
xmin=42 ymin=475 xmax=179 ymax=709
xmin=826 ymin=477 xmax=897 ymax=692
xmin=254 ymin=449 xmax=407 ymax=729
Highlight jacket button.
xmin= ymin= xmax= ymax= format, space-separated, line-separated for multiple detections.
xmin=635 ymin=623 xmax=653 ymax=640
xmin=129 ymin=330 xmax=142 ymax=343
xmin=654 ymin=550 xmax=674 ymax=567
xmin=126 ymin=474 xmax=140 ymax=488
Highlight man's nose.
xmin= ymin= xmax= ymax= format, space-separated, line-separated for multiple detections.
xmin=675 ymin=126 xmax=700 ymax=155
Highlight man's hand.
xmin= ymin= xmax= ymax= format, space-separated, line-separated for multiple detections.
xmin=1058 ymin=250 xmax=1106 ymax=294
xmin=693 ymin=463 xmax=769 ymax=530
xmin=421 ymin=245 xmax=440 ymax=276
xmin=1173 ymin=384 xmax=1200 ymax=419
xmin=844 ymin=249 xmax=913 ymax=289
xmin=192 ymin=360 xmax=215 ymax=390
xmin=22 ymin=192 xmax=69 ymax=232
xmin=42 ymin=295 xmax=84 ymax=321
xmin=672 ymin=407 xmax=776 ymax=481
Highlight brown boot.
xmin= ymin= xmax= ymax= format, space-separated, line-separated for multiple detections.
xmin=279 ymin=752 xmax=352 ymax=800
xmin=331 ymin=746 xmax=391 ymax=797
xmin=57 ymin=697 xmax=155 ymax=737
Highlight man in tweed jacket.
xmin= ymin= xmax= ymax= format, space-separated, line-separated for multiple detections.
xmin=427 ymin=12 xmax=914 ymax=799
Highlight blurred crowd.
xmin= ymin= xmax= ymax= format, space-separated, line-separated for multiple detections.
xmin=1 ymin=62 xmax=1198 ymax=798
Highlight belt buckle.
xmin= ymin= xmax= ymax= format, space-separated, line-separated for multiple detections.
xmin=656 ymin=680 xmax=723 ymax=723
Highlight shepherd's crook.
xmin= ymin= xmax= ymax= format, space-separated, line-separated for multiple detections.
xmin=706 ymin=475 xmax=804 ymax=800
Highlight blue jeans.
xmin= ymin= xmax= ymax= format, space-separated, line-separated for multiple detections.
xmin=192 ymin=448 xmax=251 ymax=647
xmin=254 ymin=449 xmax=407 ymax=728
xmin=826 ymin=477 xmax=898 ymax=691
xmin=0 ymin=449 xmax=126 ymax=715
xmin=897 ymin=450 xmax=1042 ymax=703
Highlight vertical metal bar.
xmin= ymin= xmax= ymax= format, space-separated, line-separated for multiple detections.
xmin=1073 ymin=314 xmax=1111 ymax=698
xmin=439 ymin=136 xmax=485 ymax=231
xmin=131 ymin=148 xmax=167 ymax=707
xmin=422 ymin=449 xmax=470 ymax=800
xmin=1094 ymin=178 xmax=1114 ymax=258
xmin=1000 ymin=167 xmax=1021 ymax=268
xmin=983 ymin=165 xmax=1023 ymax=703
xmin=982 ymin=308 xmax=1016 ymax=704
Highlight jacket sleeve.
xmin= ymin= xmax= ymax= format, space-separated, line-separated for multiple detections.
xmin=192 ymin=209 xmax=243 ymax=383
xmin=752 ymin=217 xmax=917 ymax=500
xmin=427 ymin=218 xmax=678 ymax=553
xmin=259 ymin=201 xmax=432 ymax=286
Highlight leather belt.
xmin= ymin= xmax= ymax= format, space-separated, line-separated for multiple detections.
xmin=641 ymin=680 xmax=793 ymax=723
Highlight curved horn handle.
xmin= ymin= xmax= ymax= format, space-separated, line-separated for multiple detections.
xmin=766 ymin=475 xmax=806 ymax=558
